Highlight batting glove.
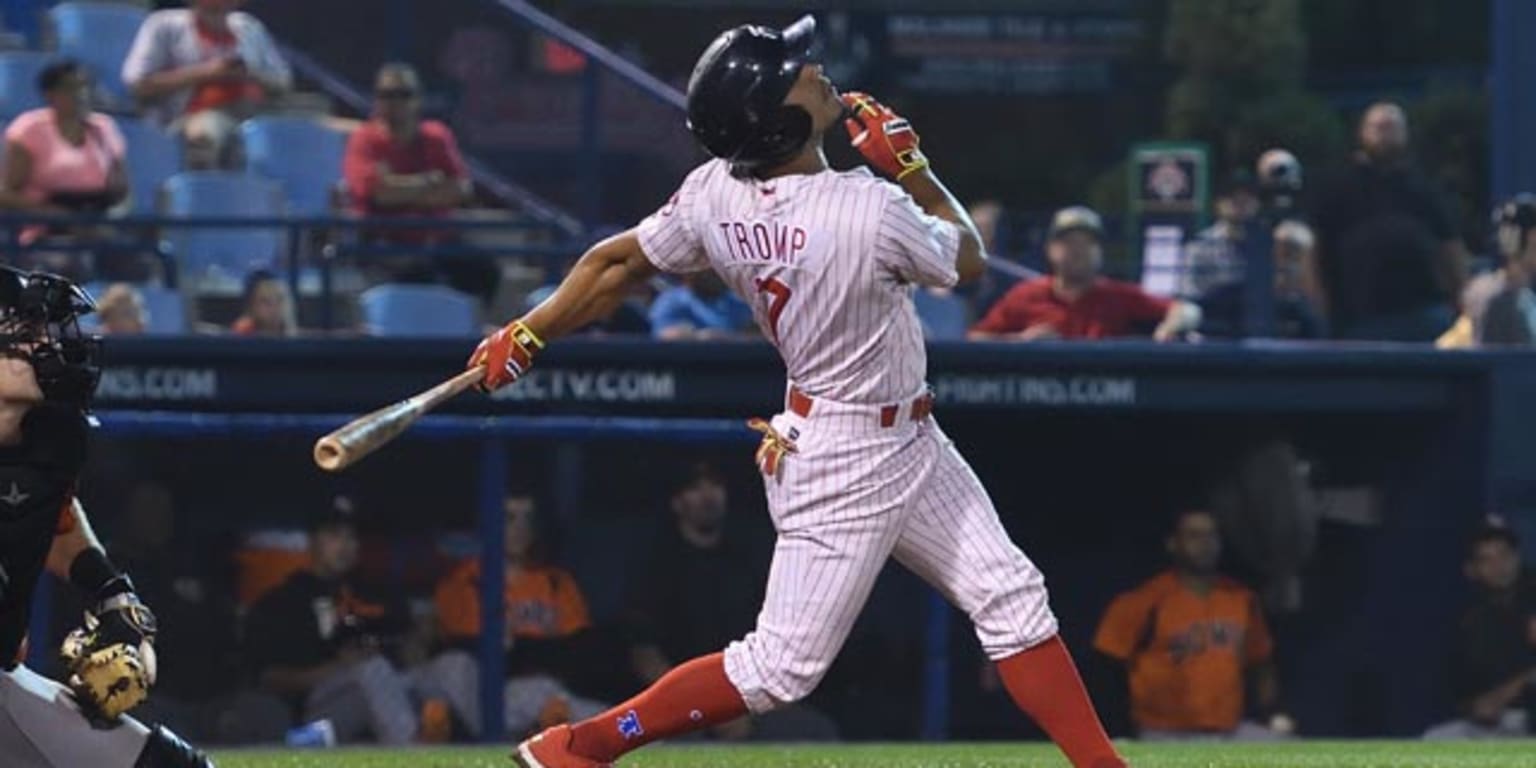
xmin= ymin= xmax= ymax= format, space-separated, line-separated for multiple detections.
xmin=841 ymin=91 xmax=930 ymax=181
xmin=468 ymin=320 xmax=545 ymax=392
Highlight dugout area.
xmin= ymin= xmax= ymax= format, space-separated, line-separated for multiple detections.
xmin=32 ymin=339 xmax=1536 ymax=742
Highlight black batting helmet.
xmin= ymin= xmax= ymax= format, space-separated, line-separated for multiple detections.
xmin=1494 ymin=193 xmax=1536 ymax=258
xmin=686 ymin=15 xmax=817 ymax=170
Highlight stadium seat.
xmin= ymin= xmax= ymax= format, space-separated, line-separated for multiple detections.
xmin=47 ymin=2 xmax=148 ymax=108
xmin=117 ymin=118 xmax=181 ymax=214
xmin=240 ymin=117 xmax=348 ymax=216
xmin=161 ymin=172 xmax=285 ymax=286
xmin=0 ymin=51 xmax=52 ymax=118
xmin=82 ymin=281 xmax=188 ymax=335
xmin=359 ymin=283 xmax=478 ymax=337
xmin=913 ymin=288 xmax=969 ymax=340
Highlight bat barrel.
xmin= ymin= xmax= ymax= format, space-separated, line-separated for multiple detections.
xmin=314 ymin=436 xmax=348 ymax=472
xmin=311 ymin=367 xmax=484 ymax=473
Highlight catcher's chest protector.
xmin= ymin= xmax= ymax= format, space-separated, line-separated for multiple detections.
xmin=0 ymin=408 xmax=89 ymax=666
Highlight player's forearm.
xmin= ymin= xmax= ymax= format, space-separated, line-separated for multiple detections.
xmin=522 ymin=231 xmax=656 ymax=341
xmin=45 ymin=500 xmax=104 ymax=581
xmin=899 ymin=169 xmax=985 ymax=284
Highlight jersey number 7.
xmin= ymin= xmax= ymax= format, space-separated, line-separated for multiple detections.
xmin=755 ymin=277 xmax=792 ymax=343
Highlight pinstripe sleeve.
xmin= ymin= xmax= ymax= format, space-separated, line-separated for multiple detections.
xmin=874 ymin=186 xmax=961 ymax=289
xmin=637 ymin=163 xmax=713 ymax=274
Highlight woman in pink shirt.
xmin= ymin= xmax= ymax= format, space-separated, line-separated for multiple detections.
xmin=0 ymin=60 xmax=128 ymax=244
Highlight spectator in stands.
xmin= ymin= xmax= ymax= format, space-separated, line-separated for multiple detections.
xmin=1198 ymin=220 xmax=1327 ymax=340
xmin=96 ymin=282 xmax=149 ymax=335
xmin=1424 ymin=524 xmax=1535 ymax=739
xmin=1309 ymin=102 xmax=1466 ymax=341
xmin=1182 ymin=172 xmax=1260 ymax=298
xmin=969 ymin=206 xmax=1201 ymax=342
xmin=344 ymin=63 xmax=471 ymax=222
xmin=425 ymin=493 xmax=609 ymax=738
xmin=1094 ymin=509 xmax=1290 ymax=740
xmin=649 ymin=271 xmax=753 ymax=340
xmin=122 ymin=0 xmax=292 ymax=169
xmin=627 ymin=462 xmax=836 ymax=742
xmin=1439 ymin=195 xmax=1536 ymax=348
xmin=230 ymin=269 xmax=296 ymax=336
xmin=243 ymin=503 xmax=434 ymax=744
xmin=0 ymin=60 xmax=127 ymax=247
xmin=343 ymin=63 xmax=495 ymax=304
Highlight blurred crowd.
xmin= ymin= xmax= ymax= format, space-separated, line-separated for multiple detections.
xmin=0 ymin=2 xmax=1529 ymax=349
xmin=76 ymin=456 xmax=1534 ymax=748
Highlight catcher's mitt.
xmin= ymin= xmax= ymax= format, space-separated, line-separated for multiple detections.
xmin=60 ymin=594 xmax=158 ymax=723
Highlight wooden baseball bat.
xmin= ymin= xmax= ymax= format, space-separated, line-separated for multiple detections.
xmin=313 ymin=367 xmax=484 ymax=472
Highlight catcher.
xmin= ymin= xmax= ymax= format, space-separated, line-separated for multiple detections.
xmin=0 ymin=267 xmax=214 ymax=767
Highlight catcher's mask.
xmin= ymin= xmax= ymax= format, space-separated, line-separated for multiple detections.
xmin=0 ymin=266 xmax=101 ymax=410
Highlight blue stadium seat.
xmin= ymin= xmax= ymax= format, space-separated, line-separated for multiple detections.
xmin=0 ymin=51 xmax=52 ymax=118
xmin=161 ymin=172 xmax=285 ymax=286
xmin=47 ymin=2 xmax=148 ymax=108
xmin=240 ymin=117 xmax=348 ymax=216
xmin=359 ymin=284 xmax=478 ymax=337
xmin=913 ymin=288 xmax=970 ymax=340
xmin=82 ymin=282 xmax=188 ymax=335
xmin=117 ymin=118 xmax=181 ymax=214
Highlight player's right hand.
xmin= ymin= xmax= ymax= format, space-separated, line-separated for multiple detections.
xmin=841 ymin=91 xmax=930 ymax=181
xmin=467 ymin=320 xmax=545 ymax=392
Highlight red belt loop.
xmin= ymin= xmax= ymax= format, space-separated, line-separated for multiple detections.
xmin=787 ymin=386 xmax=814 ymax=418
xmin=911 ymin=392 xmax=934 ymax=422
xmin=786 ymin=386 xmax=934 ymax=428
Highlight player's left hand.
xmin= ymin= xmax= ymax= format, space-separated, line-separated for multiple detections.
xmin=60 ymin=594 xmax=158 ymax=723
xmin=467 ymin=320 xmax=545 ymax=392
xmin=841 ymin=91 xmax=930 ymax=181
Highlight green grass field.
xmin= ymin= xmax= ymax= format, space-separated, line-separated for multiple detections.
xmin=211 ymin=741 xmax=1536 ymax=768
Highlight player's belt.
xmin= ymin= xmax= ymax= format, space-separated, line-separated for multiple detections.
xmin=787 ymin=386 xmax=934 ymax=428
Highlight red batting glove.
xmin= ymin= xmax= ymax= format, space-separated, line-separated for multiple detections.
xmin=467 ymin=320 xmax=544 ymax=392
xmin=841 ymin=91 xmax=930 ymax=181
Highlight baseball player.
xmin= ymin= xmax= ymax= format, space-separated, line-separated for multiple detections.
xmin=0 ymin=267 xmax=214 ymax=768
xmin=470 ymin=17 xmax=1126 ymax=768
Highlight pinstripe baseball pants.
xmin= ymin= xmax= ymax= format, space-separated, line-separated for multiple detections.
xmin=724 ymin=392 xmax=1058 ymax=713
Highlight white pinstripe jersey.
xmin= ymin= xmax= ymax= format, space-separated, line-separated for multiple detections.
xmin=637 ymin=159 xmax=961 ymax=404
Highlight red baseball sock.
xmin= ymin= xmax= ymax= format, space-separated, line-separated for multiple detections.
xmin=568 ymin=652 xmax=747 ymax=762
xmin=996 ymin=635 xmax=1126 ymax=768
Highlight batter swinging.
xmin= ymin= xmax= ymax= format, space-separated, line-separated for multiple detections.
xmin=470 ymin=16 xmax=1127 ymax=768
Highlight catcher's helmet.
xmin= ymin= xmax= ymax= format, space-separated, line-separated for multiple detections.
xmin=686 ymin=15 xmax=817 ymax=170
xmin=1494 ymin=193 xmax=1536 ymax=258
xmin=0 ymin=267 xmax=101 ymax=409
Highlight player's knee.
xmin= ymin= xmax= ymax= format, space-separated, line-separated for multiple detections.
xmin=134 ymin=723 xmax=215 ymax=768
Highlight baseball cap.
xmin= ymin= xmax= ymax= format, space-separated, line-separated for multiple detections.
xmin=1047 ymin=206 xmax=1104 ymax=241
